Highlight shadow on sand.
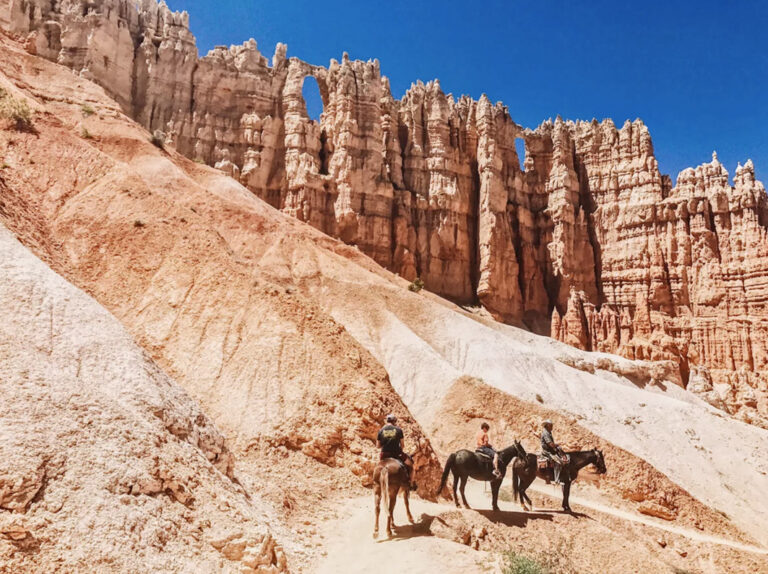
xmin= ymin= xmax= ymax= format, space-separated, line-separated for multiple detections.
xmin=475 ymin=509 xmax=556 ymax=527
xmin=378 ymin=508 xmax=591 ymax=542
xmin=378 ymin=514 xmax=434 ymax=542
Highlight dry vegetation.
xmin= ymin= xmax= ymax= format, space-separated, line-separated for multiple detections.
xmin=0 ymin=87 xmax=32 ymax=131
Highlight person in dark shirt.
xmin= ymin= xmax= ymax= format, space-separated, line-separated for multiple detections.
xmin=377 ymin=414 xmax=416 ymax=490
xmin=541 ymin=419 xmax=567 ymax=483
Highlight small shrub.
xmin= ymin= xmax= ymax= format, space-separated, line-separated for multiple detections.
xmin=150 ymin=131 xmax=165 ymax=149
xmin=408 ymin=277 xmax=425 ymax=293
xmin=81 ymin=127 xmax=93 ymax=140
xmin=502 ymin=551 xmax=549 ymax=574
xmin=535 ymin=393 xmax=543 ymax=403
xmin=0 ymin=88 xmax=33 ymax=131
xmin=133 ymin=219 xmax=146 ymax=228
xmin=81 ymin=103 xmax=96 ymax=116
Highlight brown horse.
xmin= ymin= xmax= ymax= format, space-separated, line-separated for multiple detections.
xmin=512 ymin=446 xmax=606 ymax=512
xmin=373 ymin=458 xmax=414 ymax=539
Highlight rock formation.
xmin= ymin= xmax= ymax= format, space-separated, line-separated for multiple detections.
xmin=3 ymin=0 xmax=767 ymax=425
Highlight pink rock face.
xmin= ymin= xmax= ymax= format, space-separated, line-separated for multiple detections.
xmin=5 ymin=0 xmax=767 ymax=425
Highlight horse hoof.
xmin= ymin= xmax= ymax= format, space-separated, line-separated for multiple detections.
xmin=373 ymin=532 xmax=378 ymax=539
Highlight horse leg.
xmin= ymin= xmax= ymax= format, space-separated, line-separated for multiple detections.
xmin=562 ymin=480 xmax=572 ymax=512
xmin=459 ymin=476 xmax=470 ymax=509
xmin=521 ymin=472 xmax=535 ymax=511
xmin=403 ymin=487 xmax=414 ymax=524
xmin=491 ymin=480 xmax=501 ymax=512
xmin=387 ymin=484 xmax=397 ymax=537
xmin=452 ymin=471 xmax=460 ymax=508
xmin=373 ymin=483 xmax=380 ymax=539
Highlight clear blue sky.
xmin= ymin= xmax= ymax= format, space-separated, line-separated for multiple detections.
xmin=166 ymin=0 xmax=767 ymax=185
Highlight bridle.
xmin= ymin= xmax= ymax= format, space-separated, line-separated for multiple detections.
xmin=592 ymin=449 xmax=607 ymax=474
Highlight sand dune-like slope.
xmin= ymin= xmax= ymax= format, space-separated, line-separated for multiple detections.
xmin=1 ymin=29 xmax=767 ymax=572
xmin=0 ymin=224 xmax=287 ymax=572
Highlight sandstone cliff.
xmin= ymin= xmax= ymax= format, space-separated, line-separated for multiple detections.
xmin=3 ymin=19 xmax=768 ymax=571
xmin=3 ymin=0 xmax=766 ymax=425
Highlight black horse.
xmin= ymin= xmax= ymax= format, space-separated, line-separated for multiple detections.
xmin=512 ymin=444 xmax=607 ymax=512
xmin=438 ymin=442 xmax=524 ymax=512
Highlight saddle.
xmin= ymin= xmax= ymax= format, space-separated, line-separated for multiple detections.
xmin=474 ymin=449 xmax=493 ymax=460
xmin=538 ymin=453 xmax=569 ymax=471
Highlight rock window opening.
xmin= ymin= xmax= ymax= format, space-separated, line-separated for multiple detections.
xmin=515 ymin=138 xmax=526 ymax=172
xmin=302 ymin=76 xmax=324 ymax=122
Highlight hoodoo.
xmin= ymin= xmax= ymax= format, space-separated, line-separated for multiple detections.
xmin=2 ymin=1 xmax=768 ymax=572
xmin=5 ymin=0 xmax=766 ymax=426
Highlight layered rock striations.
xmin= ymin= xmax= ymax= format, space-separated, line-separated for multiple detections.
xmin=4 ymin=0 xmax=767 ymax=424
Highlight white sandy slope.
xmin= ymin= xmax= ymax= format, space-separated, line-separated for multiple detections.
xmin=294 ymin=263 xmax=768 ymax=547
xmin=0 ymin=225 xmax=286 ymax=573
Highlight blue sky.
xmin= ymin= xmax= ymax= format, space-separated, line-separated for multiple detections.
xmin=166 ymin=0 xmax=767 ymax=185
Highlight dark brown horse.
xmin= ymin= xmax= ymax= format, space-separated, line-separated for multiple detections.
xmin=512 ymin=445 xmax=606 ymax=512
xmin=373 ymin=458 xmax=414 ymax=539
xmin=438 ymin=443 xmax=524 ymax=512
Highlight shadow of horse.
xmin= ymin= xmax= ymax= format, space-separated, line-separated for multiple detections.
xmin=475 ymin=509 xmax=555 ymax=528
xmin=477 ymin=508 xmax=592 ymax=526
xmin=378 ymin=513 xmax=434 ymax=542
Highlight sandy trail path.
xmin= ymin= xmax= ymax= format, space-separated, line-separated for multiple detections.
xmin=314 ymin=480 xmax=766 ymax=573
xmin=314 ymin=491 xmax=499 ymax=574
xmin=524 ymin=483 xmax=768 ymax=555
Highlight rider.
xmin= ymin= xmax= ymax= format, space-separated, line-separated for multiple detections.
xmin=476 ymin=422 xmax=502 ymax=479
xmin=377 ymin=414 xmax=417 ymax=491
xmin=541 ymin=419 xmax=567 ymax=483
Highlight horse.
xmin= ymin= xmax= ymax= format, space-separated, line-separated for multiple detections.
xmin=438 ymin=442 xmax=524 ymax=512
xmin=373 ymin=457 xmax=414 ymax=539
xmin=512 ymin=445 xmax=606 ymax=512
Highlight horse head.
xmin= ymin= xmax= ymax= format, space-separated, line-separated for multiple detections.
xmin=592 ymin=449 xmax=607 ymax=474
xmin=513 ymin=439 xmax=527 ymax=458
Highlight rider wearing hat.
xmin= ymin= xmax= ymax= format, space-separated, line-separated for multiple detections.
xmin=378 ymin=414 xmax=417 ymax=490
xmin=541 ymin=419 xmax=567 ymax=484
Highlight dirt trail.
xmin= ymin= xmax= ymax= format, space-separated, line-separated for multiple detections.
xmin=314 ymin=493 xmax=499 ymax=574
xmin=525 ymin=483 xmax=768 ymax=555
xmin=314 ymin=481 xmax=767 ymax=574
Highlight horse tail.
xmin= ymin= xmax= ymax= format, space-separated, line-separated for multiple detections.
xmin=512 ymin=462 xmax=520 ymax=502
xmin=380 ymin=465 xmax=390 ymax=513
xmin=438 ymin=452 xmax=456 ymax=497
